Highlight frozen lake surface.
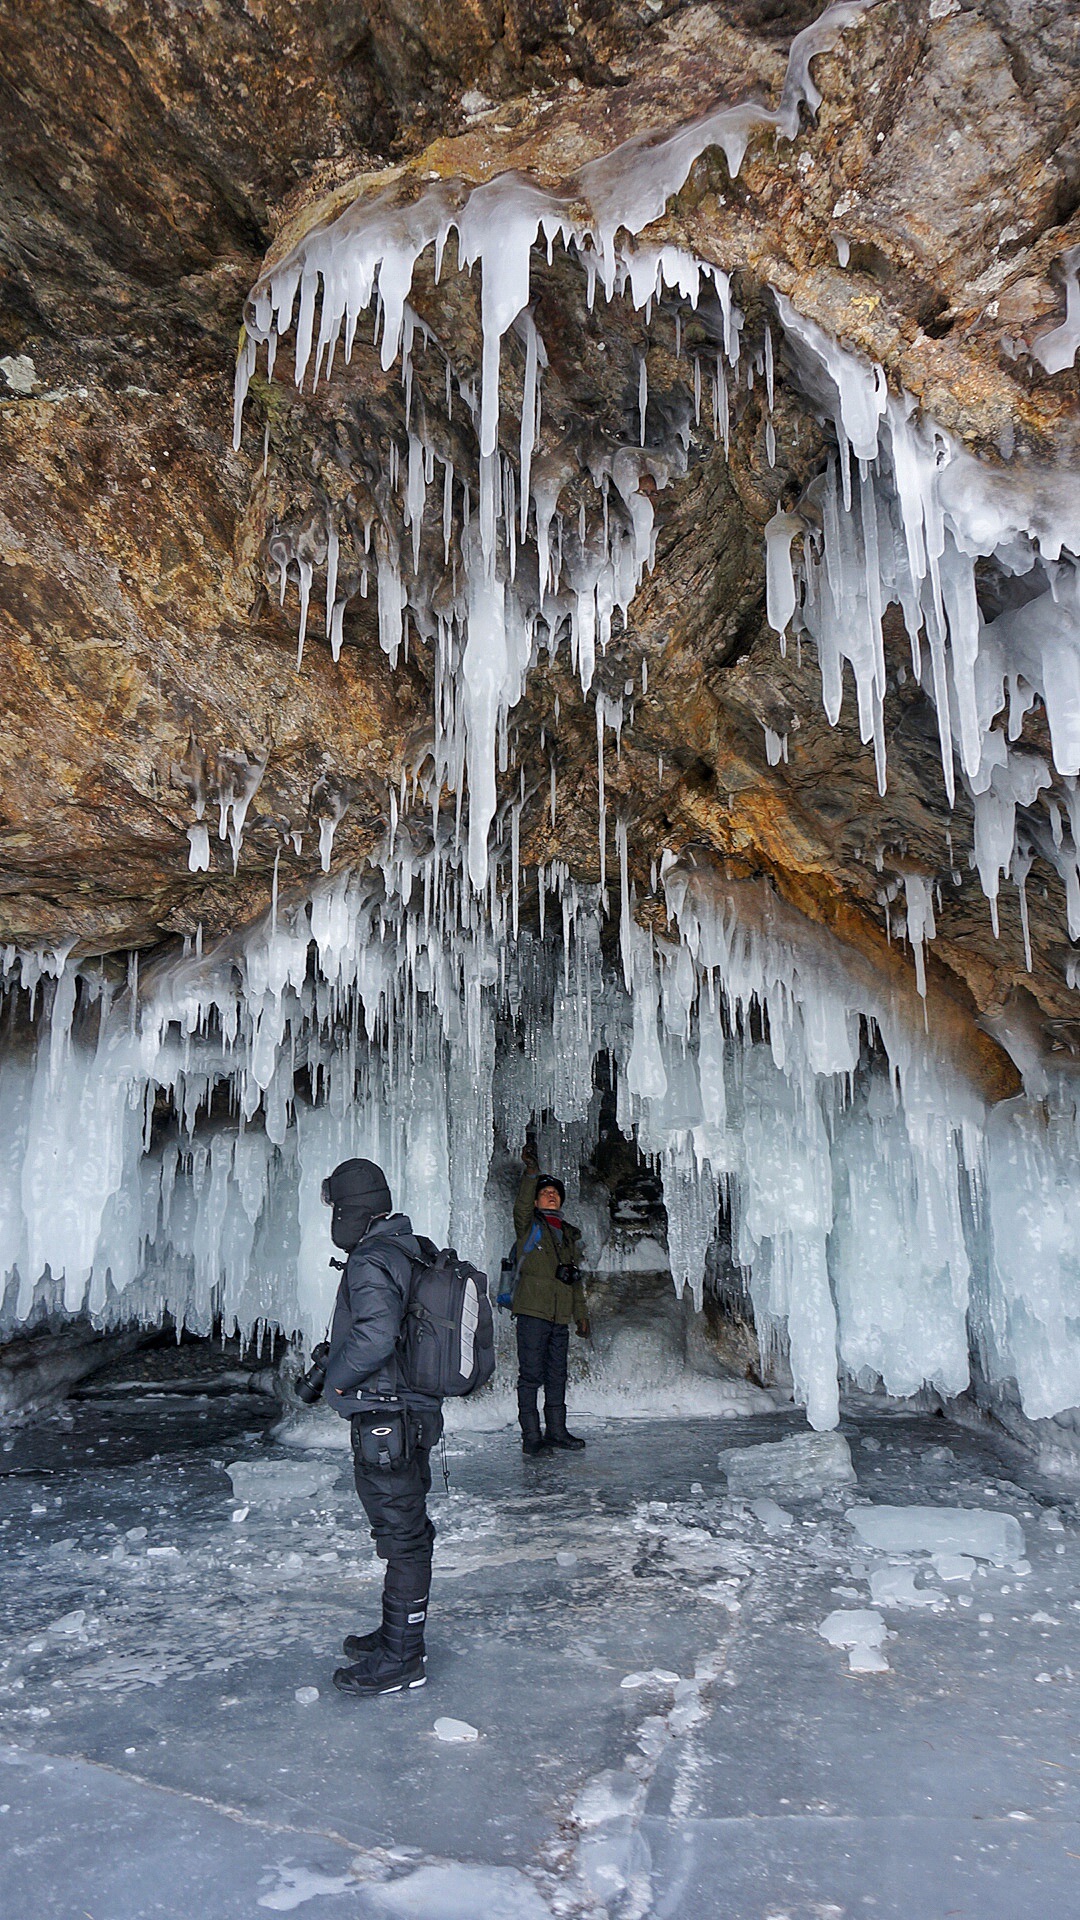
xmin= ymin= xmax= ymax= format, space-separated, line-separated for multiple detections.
xmin=2 ymin=1393 xmax=1079 ymax=1918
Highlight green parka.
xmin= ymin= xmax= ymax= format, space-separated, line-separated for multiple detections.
xmin=511 ymin=1174 xmax=587 ymax=1326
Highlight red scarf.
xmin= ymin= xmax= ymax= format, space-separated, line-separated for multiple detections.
xmin=538 ymin=1207 xmax=564 ymax=1235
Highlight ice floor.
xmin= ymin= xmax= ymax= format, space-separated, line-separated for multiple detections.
xmin=2 ymin=1391 xmax=1080 ymax=1920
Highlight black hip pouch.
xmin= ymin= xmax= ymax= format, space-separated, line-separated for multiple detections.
xmin=352 ymin=1409 xmax=411 ymax=1470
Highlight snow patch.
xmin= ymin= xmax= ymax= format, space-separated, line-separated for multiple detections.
xmin=367 ymin=1864 xmax=551 ymax=1919
xmin=257 ymin=1866 xmax=355 ymax=1911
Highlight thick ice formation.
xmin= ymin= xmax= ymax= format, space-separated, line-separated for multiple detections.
xmin=233 ymin=0 xmax=879 ymax=887
xmin=766 ymin=297 xmax=1080 ymax=973
xmin=1031 ymin=247 xmax=1080 ymax=378
xmin=4 ymin=829 xmax=1080 ymax=1435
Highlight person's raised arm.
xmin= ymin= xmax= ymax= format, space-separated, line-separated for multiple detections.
xmin=514 ymin=1165 xmax=539 ymax=1239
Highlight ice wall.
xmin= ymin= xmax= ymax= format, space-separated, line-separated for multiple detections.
xmin=4 ymin=846 xmax=1080 ymax=1435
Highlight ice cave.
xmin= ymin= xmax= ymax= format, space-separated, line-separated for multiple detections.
xmin=2 ymin=0 xmax=1080 ymax=1913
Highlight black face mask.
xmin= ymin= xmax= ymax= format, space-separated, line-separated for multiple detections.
xmin=322 ymin=1159 xmax=393 ymax=1252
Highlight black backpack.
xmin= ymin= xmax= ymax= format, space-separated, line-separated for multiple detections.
xmin=399 ymin=1240 xmax=496 ymax=1398
xmin=496 ymin=1238 xmax=520 ymax=1310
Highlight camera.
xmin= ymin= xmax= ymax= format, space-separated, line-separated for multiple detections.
xmin=556 ymin=1263 xmax=576 ymax=1286
xmin=295 ymin=1341 xmax=330 ymax=1405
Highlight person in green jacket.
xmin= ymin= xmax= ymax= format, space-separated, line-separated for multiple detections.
xmin=512 ymin=1148 xmax=590 ymax=1456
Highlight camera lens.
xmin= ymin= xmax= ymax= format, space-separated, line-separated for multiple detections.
xmin=295 ymin=1360 xmax=327 ymax=1405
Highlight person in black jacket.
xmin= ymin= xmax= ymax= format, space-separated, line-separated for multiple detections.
xmin=321 ymin=1157 xmax=441 ymax=1698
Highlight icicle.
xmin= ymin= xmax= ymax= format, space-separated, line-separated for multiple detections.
xmin=1014 ymin=841 xmax=1034 ymax=972
xmin=186 ymin=824 xmax=210 ymax=873
xmin=596 ymin=699 xmax=607 ymax=892
xmin=519 ymin=311 xmax=542 ymax=540
xmin=902 ymin=873 xmax=937 ymax=1000
xmin=511 ymin=801 xmax=521 ymax=938
xmin=325 ymin=521 xmax=339 ymax=642
xmin=764 ymin=511 xmax=801 ymax=644
xmin=405 ymin=433 xmax=426 ymax=574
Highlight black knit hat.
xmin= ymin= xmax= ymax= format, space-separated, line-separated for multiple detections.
xmin=322 ymin=1157 xmax=393 ymax=1251
xmin=535 ymin=1173 xmax=565 ymax=1207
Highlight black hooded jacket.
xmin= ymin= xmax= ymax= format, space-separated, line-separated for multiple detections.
xmin=323 ymin=1212 xmax=441 ymax=1417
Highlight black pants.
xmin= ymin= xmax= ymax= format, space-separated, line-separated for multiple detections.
xmin=350 ymin=1407 xmax=442 ymax=1605
xmin=515 ymin=1313 xmax=570 ymax=1409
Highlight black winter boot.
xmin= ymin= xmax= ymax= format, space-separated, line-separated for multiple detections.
xmin=544 ymin=1402 xmax=586 ymax=1450
xmin=333 ymin=1592 xmax=428 ymax=1696
xmin=517 ymin=1384 xmax=551 ymax=1457
xmin=341 ymin=1623 xmax=381 ymax=1659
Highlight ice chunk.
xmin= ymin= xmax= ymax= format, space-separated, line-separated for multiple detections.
xmin=869 ymin=1565 xmax=948 ymax=1610
xmin=47 ymin=1609 xmax=87 ymax=1637
xmin=932 ymin=1552 xmax=975 ymax=1582
xmin=818 ymin=1608 xmax=890 ymax=1673
xmin=433 ymin=1716 xmax=479 ymax=1743
xmin=293 ymin=1685 xmax=319 ymax=1705
xmin=846 ymin=1505 xmax=1025 ymax=1565
xmin=722 ymin=1430 xmax=856 ymax=1494
xmin=225 ymin=1459 xmax=341 ymax=1507
xmin=750 ymin=1497 xmax=794 ymax=1534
